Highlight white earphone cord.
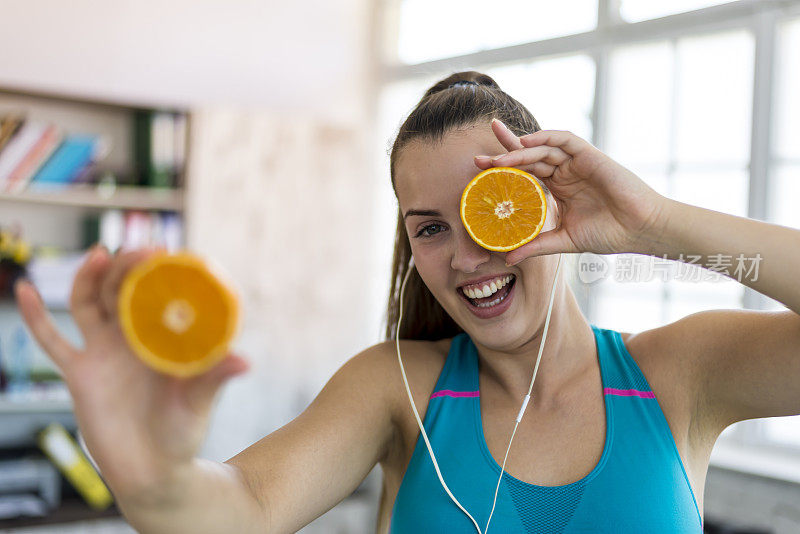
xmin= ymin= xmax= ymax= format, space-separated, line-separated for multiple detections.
xmin=396 ymin=253 xmax=563 ymax=534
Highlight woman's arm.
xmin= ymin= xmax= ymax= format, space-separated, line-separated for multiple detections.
xmin=226 ymin=342 xmax=399 ymax=533
xmin=15 ymin=247 xmax=398 ymax=533
xmin=476 ymin=124 xmax=800 ymax=429
xmin=633 ymin=201 xmax=800 ymax=428
xmin=121 ymin=343 xmax=398 ymax=534
xmin=648 ymin=199 xmax=800 ymax=315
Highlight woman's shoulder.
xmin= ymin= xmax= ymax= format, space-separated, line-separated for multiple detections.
xmin=352 ymin=337 xmax=453 ymax=431
xmin=353 ymin=337 xmax=453 ymax=393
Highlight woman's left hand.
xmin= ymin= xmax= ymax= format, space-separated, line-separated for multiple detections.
xmin=475 ymin=120 xmax=670 ymax=265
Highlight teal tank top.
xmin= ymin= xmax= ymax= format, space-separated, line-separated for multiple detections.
xmin=390 ymin=325 xmax=703 ymax=533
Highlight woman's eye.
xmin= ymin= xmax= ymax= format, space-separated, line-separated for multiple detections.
xmin=415 ymin=224 xmax=446 ymax=238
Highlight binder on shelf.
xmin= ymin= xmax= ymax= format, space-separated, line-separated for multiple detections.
xmin=28 ymin=135 xmax=110 ymax=189
xmin=134 ymin=110 xmax=185 ymax=188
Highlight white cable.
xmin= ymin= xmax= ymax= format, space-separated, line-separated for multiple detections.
xmin=484 ymin=253 xmax=562 ymax=534
xmin=396 ymin=259 xmax=484 ymax=534
xmin=396 ymin=253 xmax=563 ymax=534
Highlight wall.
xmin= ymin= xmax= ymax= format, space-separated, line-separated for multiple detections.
xmin=0 ymin=0 xmax=371 ymax=123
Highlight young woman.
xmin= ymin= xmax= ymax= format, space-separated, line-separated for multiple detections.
xmin=15 ymin=71 xmax=800 ymax=533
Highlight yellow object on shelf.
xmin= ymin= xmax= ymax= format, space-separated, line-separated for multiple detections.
xmin=38 ymin=423 xmax=114 ymax=510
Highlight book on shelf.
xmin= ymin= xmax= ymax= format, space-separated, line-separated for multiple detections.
xmin=24 ymin=210 xmax=183 ymax=308
xmin=28 ymin=135 xmax=110 ymax=190
xmin=83 ymin=209 xmax=183 ymax=252
xmin=0 ymin=115 xmax=24 ymax=153
xmin=0 ymin=117 xmax=113 ymax=194
xmin=0 ymin=121 xmax=52 ymax=187
xmin=4 ymin=125 xmax=63 ymax=193
xmin=0 ymin=105 xmax=187 ymax=195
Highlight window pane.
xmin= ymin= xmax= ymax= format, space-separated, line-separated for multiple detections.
xmin=592 ymin=259 xmax=667 ymax=332
xmin=593 ymin=292 xmax=665 ymax=333
xmin=764 ymin=416 xmax=800 ymax=448
xmin=770 ymin=165 xmax=800 ymax=230
xmin=666 ymin=279 xmax=744 ymax=323
xmin=397 ymin=0 xmax=597 ymax=64
xmin=775 ymin=18 xmax=800 ymax=160
xmin=606 ymin=41 xmax=673 ymax=166
xmin=619 ymin=0 xmax=735 ymax=23
xmin=672 ymin=169 xmax=749 ymax=217
xmin=674 ymin=31 xmax=753 ymax=166
xmin=485 ymin=55 xmax=595 ymax=140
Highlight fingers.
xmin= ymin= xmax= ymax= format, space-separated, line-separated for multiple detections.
xmin=491 ymin=119 xmax=524 ymax=152
xmin=15 ymin=279 xmax=79 ymax=369
xmin=70 ymin=245 xmax=112 ymax=339
xmin=473 ymin=157 xmax=557 ymax=178
xmin=99 ymin=248 xmax=161 ymax=321
xmin=519 ymin=130 xmax=591 ymax=156
xmin=505 ymin=228 xmax=577 ymax=265
xmin=490 ymin=144 xmax=570 ymax=170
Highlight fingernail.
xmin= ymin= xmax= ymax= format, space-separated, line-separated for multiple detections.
xmin=505 ymin=258 xmax=521 ymax=267
xmin=492 ymin=118 xmax=508 ymax=130
xmin=13 ymin=277 xmax=27 ymax=293
xmin=492 ymin=154 xmax=506 ymax=162
xmin=15 ymin=277 xmax=42 ymax=303
xmin=89 ymin=245 xmax=105 ymax=262
xmin=474 ymin=155 xmax=491 ymax=162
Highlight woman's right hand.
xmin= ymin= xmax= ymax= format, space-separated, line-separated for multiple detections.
xmin=14 ymin=246 xmax=249 ymax=502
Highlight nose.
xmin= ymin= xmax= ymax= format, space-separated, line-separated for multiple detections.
xmin=451 ymin=227 xmax=491 ymax=273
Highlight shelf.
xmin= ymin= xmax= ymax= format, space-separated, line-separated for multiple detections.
xmin=0 ymin=184 xmax=183 ymax=212
xmin=0 ymin=398 xmax=73 ymax=415
xmin=0 ymin=494 xmax=122 ymax=529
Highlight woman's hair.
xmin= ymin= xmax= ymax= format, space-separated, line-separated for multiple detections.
xmin=384 ymin=71 xmax=542 ymax=341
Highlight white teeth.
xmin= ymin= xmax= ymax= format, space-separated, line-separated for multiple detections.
xmin=460 ymin=274 xmax=515 ymax=301
xmin=476 ymin=295 xmax=504 ymax=308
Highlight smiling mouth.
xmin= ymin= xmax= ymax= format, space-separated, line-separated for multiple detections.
xmin=458 ymin=274 xmax=516 ymax=308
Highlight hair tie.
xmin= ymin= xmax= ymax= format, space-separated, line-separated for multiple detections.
xmin=449 ymin=80 xmax=479 ymax=89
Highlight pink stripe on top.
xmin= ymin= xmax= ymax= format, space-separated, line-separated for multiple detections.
xmin=604 ymin=387 xmax=655 ymax=398
xmin=430 ymin=390 xmax=480 ymax=399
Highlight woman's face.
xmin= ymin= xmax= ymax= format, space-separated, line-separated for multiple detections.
xmin=394 ymin=122 xmax=560 ymax=351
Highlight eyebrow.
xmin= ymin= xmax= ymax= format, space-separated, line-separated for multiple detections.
xmin=403 ymin=209 xmax=442 ymax=220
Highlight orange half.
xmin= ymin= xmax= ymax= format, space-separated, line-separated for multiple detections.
xmin=118 ymin=252 xmax=240 ymax=377
xmin=460 ymin=167 xmax=548 ymax=252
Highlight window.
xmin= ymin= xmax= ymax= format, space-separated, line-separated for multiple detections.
xmin=619 ymin=0 xmax=736 ymax=23
xmin=598 ymin=30 xmax=753 ymax=332
xmin=380 ymin=1 xmax=800 ymax=452
xmin=484 ymin=55 xmax=595 ymax=140
xmin=396 ymin=0 xmax=597 ymax=64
